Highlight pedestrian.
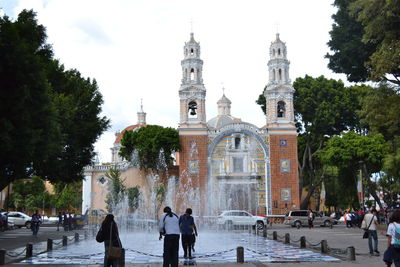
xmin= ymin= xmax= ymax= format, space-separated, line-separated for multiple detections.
xmin=307 ymin=209 xmax=315 ymax=229
xmin=179 ymin=208 xmax=198 ymax=260
xmin=68 ymin=213 xmax=73 ymax=231
xmin=98 ymin=214 xmax=122 ymax=267
xmin=31 ymin=210 xmax=41 ymax=236
xmin=383 ymin=209 xmax=400 ymax=266
xmin=57 ymin=212 xmax=62 ymax=231
xmin=345 ymin=210 xmax=353 ymax=228
xmin=362 ymin=208 xmax=379 ymax=256
xmin=63 ymin=212 xmax=68 ymax=231
xmin=159 ymin=206 xmax=180 ymax=267
xmin=0 ymin=213 xmax=4 ymax=232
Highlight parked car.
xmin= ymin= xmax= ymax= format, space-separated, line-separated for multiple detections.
xmin=1 ymin=212 xmax=33 ymax=229
xmin=284 ymin=210 xmax=333 ymax=228
xmin=217 ymin=210 xmax=267 ymax=230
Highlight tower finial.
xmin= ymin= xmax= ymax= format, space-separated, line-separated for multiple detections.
xmin=221 ymin=82 xmax=225 ymax=95
xmin=140 ymin=98 xmax=143 ymax=112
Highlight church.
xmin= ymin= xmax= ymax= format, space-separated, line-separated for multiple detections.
xmin=82 ymin=32 xmax=300 ymax=216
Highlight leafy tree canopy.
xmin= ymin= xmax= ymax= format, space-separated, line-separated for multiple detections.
xmin=0 ymin=10 xmax=109 ymax=191
xmin=119 ymin=125 xmax=180 ymax=171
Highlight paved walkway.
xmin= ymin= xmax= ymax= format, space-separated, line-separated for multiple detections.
xmin=0 ymin=223 xmax=389 ymax=266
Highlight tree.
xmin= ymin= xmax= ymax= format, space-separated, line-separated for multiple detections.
xmin=119 ymin=125 xmax=180 ymax=171
xmin=0 ymin=10 xmax=60 ymax=191
xmin=319 ymin=131 xmax=387 ymax=208
xmin=0 ymin=10 xmax=110 ymax=191
xmin=325 ymin=0 xmax=376 ymax=82
xmin=105 ymin=167 xmax=126 ymax=213
xmin=127 ymin=186 xmax=140 ymax=212
xmin=326 ymin=0 xmax=400 ymax=86
xmin=53 ymin=181 xmax=82 ymax=211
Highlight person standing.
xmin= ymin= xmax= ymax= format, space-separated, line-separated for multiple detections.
xmin=63 ymin=212 xmax=68 ymax=231
xmin=31 ymin=210 xmax=41 ymax=236
xmin=307 ymin=209 xmax=315 ymax=229
xmin=159 ymin=206 xmax=180 ymax=267
xmin=383 ymin=209 xmax=400 ymax=266
xmin=362 ymin=208 xmax=379 ymax=256
xmin=57 ymin=212 xmax=62 ymax=231
xmin=179 ymin=208 xmax=198 ymax=259
xmin=99 ymin=214 xmax=122 ymax=267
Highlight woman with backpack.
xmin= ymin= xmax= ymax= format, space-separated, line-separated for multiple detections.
xmin=384 ymin=209 xmax=400 ymax=266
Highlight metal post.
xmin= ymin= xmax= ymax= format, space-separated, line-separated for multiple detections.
xmin=284 ymin=233 xmax=290 ymax=244
xmin=74 ymin=233 xmax=79 ymax=242
xmin=273 ymin=231 xmax=277 ymax=240
xmin=84 ymin=231 xmax=88 ymax=240
xmin=321 ymin=240 xmax=328 ymax=253
xmin=26 ymin=243 xmax=33 ymax=258
xmin=47 ymin=239 xmax=53 ymax=251
xmin=62 ymin=236 xmax=67 ymax=246
xmin=300 ymin=236 xmax=306 ymax=248
xmin=0 ymin=249 xmax=6 ymax=265
xmin=263 ymin=227 xmax=267 ymax=238
xmin=119 ymin=248 xmax=125 ymax=267
xmin=347 ymin=246 xmax=356 ymax=261
xmin=236 ymin=246 xmax=244 ymax=263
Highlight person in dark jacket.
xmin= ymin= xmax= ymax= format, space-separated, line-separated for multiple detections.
xmin=179 ymin=208 xmax=198 ymax=259
xmin=101 ymin=214 xmax=122 ymax=267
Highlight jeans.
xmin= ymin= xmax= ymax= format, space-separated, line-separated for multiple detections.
xmin=368 ymin=230 xmax=378 ymax=253
xmin=31 ymin=223 xmax=39 ymax=236
xmin=163 ymin=234 xmax=180 ymax=267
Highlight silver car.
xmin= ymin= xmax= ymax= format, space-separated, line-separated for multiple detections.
xmin=1 ymin=212 xmax=32 ymax=229
xmin=284 ymin=210 xmax=333 ymax=228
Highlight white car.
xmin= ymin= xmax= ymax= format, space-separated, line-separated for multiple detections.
xmin=217 ymin=210 xmax=267 ymax=230
xmin=1 ymin=212 xmax=33 ymax=229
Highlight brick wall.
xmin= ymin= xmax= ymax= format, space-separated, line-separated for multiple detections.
xmin=269 ymin=135 xmax=300 ymax=215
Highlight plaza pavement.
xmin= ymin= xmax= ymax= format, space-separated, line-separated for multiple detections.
xmin=0 ymin=223 xmax=389 ymax=266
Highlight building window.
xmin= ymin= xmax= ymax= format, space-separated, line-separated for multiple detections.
xmin=190 ymin=68 xmax=195 ymax=81
xmin=279 ymin=139 xmax=288 ymax=147
xmin=234 ymin=137 xmax=241 ymax=149
xmin=278 ymin=69 xmax=282 ymax=80
xmin=233 ymin=157 xmax=243 ymax=173
xmin=278 ymin=48 xmax=281 ymax=55
xmin=188 ymin=101 xmax=197 ymax=117
xmin=190 ymin=48 xmax=194 ymax=55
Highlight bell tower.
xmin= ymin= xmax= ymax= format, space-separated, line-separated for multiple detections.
xmin=264 ymin=33 xmax=300 ymax=214
xmin=177 ymin=32 xmax=208 ymax=215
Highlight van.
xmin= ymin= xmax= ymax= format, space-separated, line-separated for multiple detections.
xmin=284 ymin=210 xmax=333 ymax=228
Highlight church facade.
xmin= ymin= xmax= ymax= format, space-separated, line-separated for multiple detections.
xmin=82 ymin=33 xmax=299 ymax=216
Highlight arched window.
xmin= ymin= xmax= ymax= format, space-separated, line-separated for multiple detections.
xmin=190 ymin=68 xmax=195 ymax=81
xmin=279 ymin=69 xmax=282 ymax=80
xmin=278 ymin=48 xmax=281 ymax=55
xmin=272 ymin=49 xmax=276 ymax=57
xmin=185 ymin=69 xmax=188 ymax=79
xmin=188 ymin=101 xmax=197 ymax=118
xmin=273 ymin=69 xmax=276 ymax=80
xmin=190 ymin=48 xmax=194 ymax=56
xmin=277 ymin=101 xmax=286 ymax=118
xmin=235 ymin=137 xmax=241 ymax=149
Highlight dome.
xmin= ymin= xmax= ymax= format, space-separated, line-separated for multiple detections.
xmin=207 ymin=115 xmax=242 ymax=129
xmin=217 ymin=94 xmax=231 ymax=104
xmin=114 ymin=124 xmax=146 ymax=144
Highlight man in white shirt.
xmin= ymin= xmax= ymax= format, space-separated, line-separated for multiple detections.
xmin=363 ymin=208 xmax=379 ymax=256
xmin=159 ymin=206 xmax=180 ymax=267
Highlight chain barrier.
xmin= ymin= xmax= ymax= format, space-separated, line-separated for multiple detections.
xmin=125 ymin=248 xmax=236 ymax=259
xmin=290 ymin=237 xmax=301 ymax=243
xmin=305 ymin=240 xmax=322 ymax=247
xmin=5 ymin=248 xmax=27 ymax=258
xmin=42 ymin=252 xmax=104 ymax=259
xmin=67 ymin=236 xmax=75 ymax=242
xmin=326 ymin=246 xmax=347 ymax=255
xmin=126 ymin=248 xmax=163 ymax=258
xmin=53 ymin=240 xmax=63 ymax=245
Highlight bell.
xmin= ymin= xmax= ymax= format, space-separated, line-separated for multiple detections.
xmin=190 ymin=110 xmax=196 ymax=115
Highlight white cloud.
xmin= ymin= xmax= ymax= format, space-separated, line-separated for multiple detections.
xmin=9 ymin=0 xmax=348 ymax=163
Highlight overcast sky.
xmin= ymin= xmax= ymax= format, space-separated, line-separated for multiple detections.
xmin=2 ymin=0 xmax=348 ymax=163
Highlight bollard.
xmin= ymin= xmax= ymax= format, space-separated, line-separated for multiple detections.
xmin=236 ymin=246 xmax=244 ymax=263
xmin=321 ymin=240 xmax=328 ymax=253
xmin=47 ymin=239 xmax=53 ymax=251
xmin=273 ymin=231 xmax=277 ymax=240
xmin=0 ymin=249 xmax=6 ymax=265
xmin=119 ymin=248 xmax=125 ymax=267
xmin=74 ymin=233 xmax=79 ymax=242
xmin=26 ymin=243 xmax=33 ymax=258
xmin=284 ymin=233 xmax=290 ymax=244
xmin=347 ymin=246 xmax=356 ymax=261
xmin=300 ymin=236 xmax=306 ymax=248
xmin=263 ymin=227 xmax=267 ymax=238
xmin=62 ymin=236 xmax=67 ymax=246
